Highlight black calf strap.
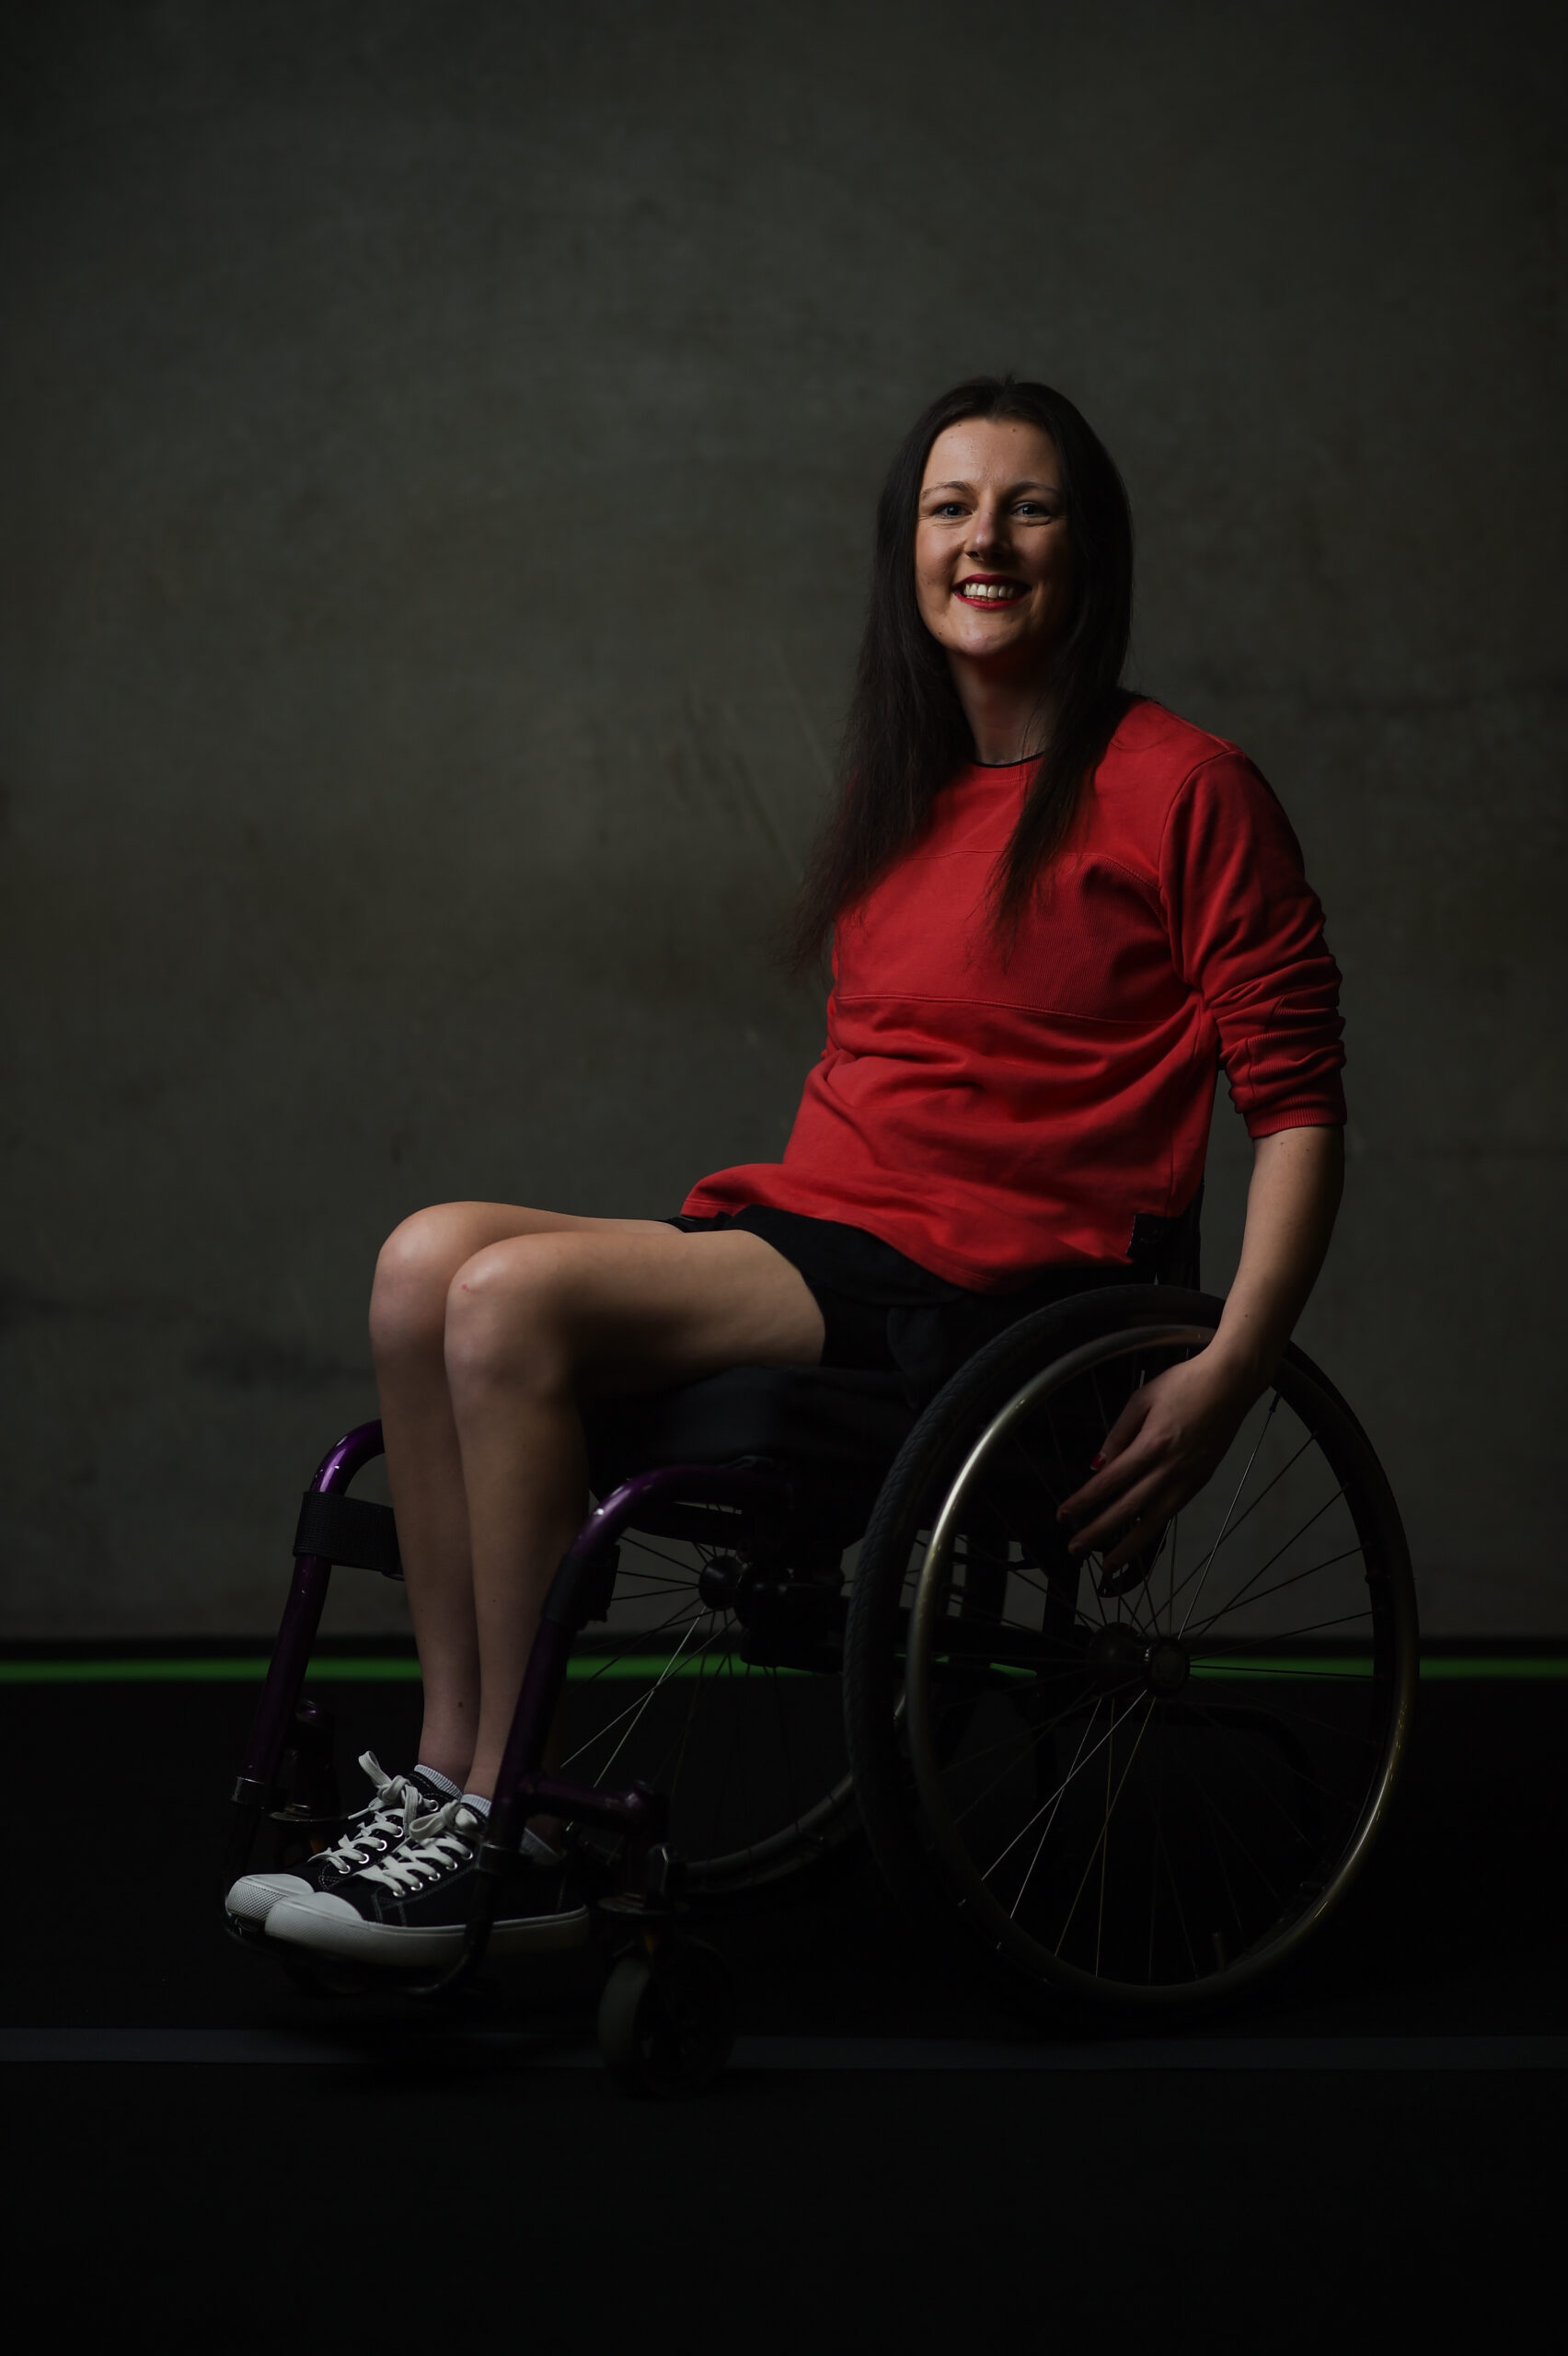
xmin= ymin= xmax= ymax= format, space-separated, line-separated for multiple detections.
xmin=292 ymin=1490 xmax=403 ymax=1579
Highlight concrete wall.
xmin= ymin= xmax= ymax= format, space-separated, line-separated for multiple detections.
xmin=3 ymin=0 xmax=1562 ymax=1636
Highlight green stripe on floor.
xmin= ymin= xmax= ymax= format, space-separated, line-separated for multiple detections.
xmin=1417 ymin=1656 xmax=1568 ymax=1679
xmin=0 ymin=1653 xmax=797 ymax=1685
xmin=3 ymin=1652 xmax=1568 ymax=1685
xmin=0 ymin=1657 xmax=420 ymax=1683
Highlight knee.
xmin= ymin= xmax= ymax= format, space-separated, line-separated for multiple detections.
xmin=443 ymin=1238 xmax=575 ymax=1393
xmin=370 ymin=1207 xmax=472 ymax=1359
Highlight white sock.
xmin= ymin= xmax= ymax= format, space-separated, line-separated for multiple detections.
xmin=455 ymin=1794 xmax=558 ymax=1864
xmin=415 ymin=1764 xmax=462 ymax=1801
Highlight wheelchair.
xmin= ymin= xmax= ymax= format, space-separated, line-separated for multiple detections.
xmin=225 ymin=1242 xmax=1417 ymax=2095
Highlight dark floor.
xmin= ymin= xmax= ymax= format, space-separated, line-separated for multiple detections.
xmin=6 ymin=1673 xmax=1567 ymax=2341
xmin=8 ymin=2063 xmax=1562 ymax=2344
xmin=8 ymin=1671 xmax=1568 ymax=2038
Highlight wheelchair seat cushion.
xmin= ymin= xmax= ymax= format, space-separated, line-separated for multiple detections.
xmin=584 ymin=1363 xmax=917 ymax=1503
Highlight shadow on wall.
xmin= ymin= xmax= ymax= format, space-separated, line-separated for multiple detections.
xmin=2 ymin=0 xmax=1562 ymax=1634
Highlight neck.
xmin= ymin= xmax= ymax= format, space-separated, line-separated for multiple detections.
xmin=947 ymin=653 xmax=1057 ymax=765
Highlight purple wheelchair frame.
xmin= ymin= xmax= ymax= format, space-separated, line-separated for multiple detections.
xmin=226 ymin=1417 xmax=793 ymax=1992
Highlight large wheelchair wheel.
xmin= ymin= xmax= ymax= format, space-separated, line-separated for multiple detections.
xmin=557 ymin=1521 xmax=858 ymax=1900
xmin=842 ymin=1287 xmax=1417 ymax=2015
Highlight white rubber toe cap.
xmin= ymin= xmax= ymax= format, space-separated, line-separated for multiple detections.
xmin=265 ymin=1891 xmax=590 ymax=1969
xmin=266 ymin=1892 xmax=450 ymax=1969
xmin=225 ymin=1869 xmax=312 ymax=1926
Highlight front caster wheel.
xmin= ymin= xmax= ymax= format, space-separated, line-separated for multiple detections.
xmin=597 ymin=1936 xmax=735 ymax=2098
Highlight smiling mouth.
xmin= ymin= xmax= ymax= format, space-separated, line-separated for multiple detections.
xmin=956 ymin=577 xmax=1026 ymax=606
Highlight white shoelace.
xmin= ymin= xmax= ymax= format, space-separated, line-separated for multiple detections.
xmin=313 ymin=1752 xmax=430 ymax=1875
xmin=352 ymin=1800 xmax=480 ymax=1898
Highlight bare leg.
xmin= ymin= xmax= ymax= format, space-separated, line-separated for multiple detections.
xmin=369 ymin=1205 xmax=824 ymax=1799
xmin=444 ymin=1223 xmax=825 ymax=1797
xmin=370 ymin=1204 xmax=685 ymax=1787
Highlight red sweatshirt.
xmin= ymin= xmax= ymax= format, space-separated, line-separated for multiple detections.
xmin=684 ymin=700 xmax=1346 ymax=1288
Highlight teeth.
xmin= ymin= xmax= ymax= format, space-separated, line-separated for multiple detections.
xmin=960 ymin=583 xmax=1021 ymax=602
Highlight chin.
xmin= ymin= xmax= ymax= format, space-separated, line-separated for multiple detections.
xmin=952 ymin=620 xmax=1031 ymax=655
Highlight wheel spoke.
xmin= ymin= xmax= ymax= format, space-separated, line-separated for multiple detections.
xmin=937 ymin=1679 xmax=1111 ymax=1834
xmin=1199 ymin=1605 xmax=1378 ymax=1651
xmin=979 ymin=1693 xmax=1106 ymax=1889
xmin=1183 ymin=1489 xmax=1348 ymax=1632
xmin=879 ymin=1317 xmax=1412 ymax=2004
xmin=1182 ymin=1700 xmax=1332 ymax=1845
xmin=567 ymin=1606 xmax=718 ymax=1776
xmin=1186 ymin=1543 xmax=1363 ymax=1639
xmin=1170 ymin=1740 xmax=1286 ymax=1909
xmin=561 ymin=1595 xmax=717 ymax=1717
xmin=1047 ymin=1694 xmax=1158 ymax=1958
xmin=1154 ymin=1804 xmax=1200 ymax=1981
xmin=1175 ymin=1392 xmax=1282 ymax=1636
xmin=1194 ymin=1427 xmax=1317 ymax=1559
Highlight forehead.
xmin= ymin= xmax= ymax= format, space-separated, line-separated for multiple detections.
xmin=921 ymin=415 xmax=1061 ymax=489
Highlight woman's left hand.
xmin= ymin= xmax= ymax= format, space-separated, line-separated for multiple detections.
xmin=1060 ymin=1127 xmax=1345 ymax=1577
xmin=1056 ymin=1345 xmax=1262 ymax=1575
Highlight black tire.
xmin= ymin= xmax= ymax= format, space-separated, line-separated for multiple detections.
xmin=597 ymin=1935 xmax=737 ymax=2097
xmin=842 ymin=1287 xmax=1418 ymax=2017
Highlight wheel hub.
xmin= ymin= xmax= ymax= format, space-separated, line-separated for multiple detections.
xmin=1086 ymin=1625 xmax=1190 ymax=1695
xmin=1143 ymin=1635 xmax=1190 ymax=1695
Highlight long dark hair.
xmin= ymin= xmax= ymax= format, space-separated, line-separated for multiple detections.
xmin=787 ymin=375 xmax=1135 ymax=968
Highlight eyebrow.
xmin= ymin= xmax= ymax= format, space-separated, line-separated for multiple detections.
xmin=921 ymin=478 xmax=1061 ymax=497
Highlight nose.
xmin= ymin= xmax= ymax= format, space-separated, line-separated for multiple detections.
xmin=965 ymin=496 xmax=1011 ymax=563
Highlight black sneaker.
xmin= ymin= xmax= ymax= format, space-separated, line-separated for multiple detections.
xmin=264 ymin=1800 xmax=590 ymax=1967
xmin=225 ymin=1754 xmax=453 ymax=1929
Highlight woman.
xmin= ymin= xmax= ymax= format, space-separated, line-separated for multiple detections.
xmin=233 ymin=376 xmax=1346 ymax=1963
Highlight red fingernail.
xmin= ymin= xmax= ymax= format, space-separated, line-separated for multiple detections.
xmin=1090 ymin=1453 xmax=1104 ymax=1470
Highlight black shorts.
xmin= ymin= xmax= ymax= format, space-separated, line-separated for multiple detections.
xmin=665 ymin=1205 xmax=1127 ymax=1406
